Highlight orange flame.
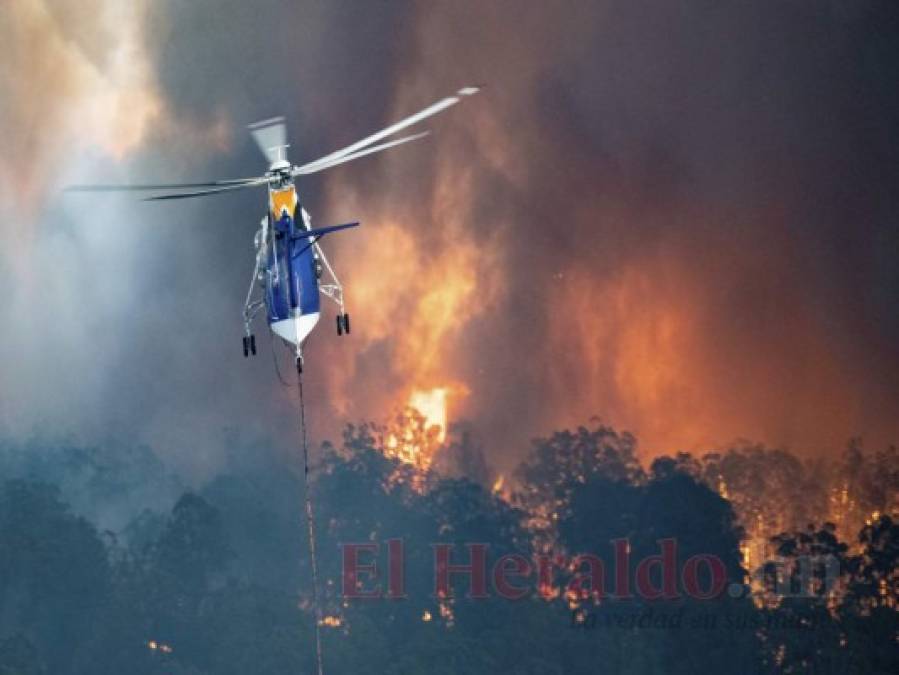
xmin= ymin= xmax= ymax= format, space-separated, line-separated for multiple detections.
xmin=408 ymin=387 xmax=449 ymax=443
xmin=381 ymin=386 xmax=455 ymax=473
xmin=492 ymin=474 xmax=505 ymax=494
xmin=320 ymin=615 xmax=343 ymax=628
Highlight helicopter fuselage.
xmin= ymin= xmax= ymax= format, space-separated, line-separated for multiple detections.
xmin=264 ymin=183 xmax=322 ymax=347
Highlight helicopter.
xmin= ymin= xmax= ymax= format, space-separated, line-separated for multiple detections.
xmin=67 ymin=86 xmax=481 ymax=371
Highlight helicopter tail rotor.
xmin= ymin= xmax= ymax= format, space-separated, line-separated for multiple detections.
xmin=248 ymin=116 xmax=289 ymax=165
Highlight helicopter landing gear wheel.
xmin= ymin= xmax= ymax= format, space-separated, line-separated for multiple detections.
xmin=250 ymin=334 xmax=257 ymax=356
xmin=242 ymin=336 xmax=249 ymax=358
xmin=336 ymin=313 xmax=350 ymax=336
xmin=296 ymin=356 xmax=303 ymax=374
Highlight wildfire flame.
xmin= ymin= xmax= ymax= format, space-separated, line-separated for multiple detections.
xmin=492 ymin=474 xmax=513 ymax=501
xmin=408 ymin=387 xmax=449 ymax=443
xmin=147 ymin=640 xmax=173 ymax=654
xmin=381 ymin=386 xmax=463 ymax=474
xmin=320 ymin=615 xmax=343 ymax=628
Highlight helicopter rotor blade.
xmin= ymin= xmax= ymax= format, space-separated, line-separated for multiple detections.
xmin=141 ymin=180 xmax=268 ymax=201
xmin=291 ymin=85 xmax=481 ymax=176
xmin=65 ymin=177 xmax=267 ymax=193
xmin=293 ymin=132 xmax=430 ymax=176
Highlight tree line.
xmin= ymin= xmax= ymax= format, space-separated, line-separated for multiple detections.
xmin=0 ymin=420 xmax=895 ymax=673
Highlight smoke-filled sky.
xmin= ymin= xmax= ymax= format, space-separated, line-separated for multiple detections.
xmin=1 ymin=0 xmax=898 ymax=477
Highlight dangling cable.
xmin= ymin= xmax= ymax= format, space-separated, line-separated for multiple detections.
xmin=297 ymin=368 xmax=325 ymax=675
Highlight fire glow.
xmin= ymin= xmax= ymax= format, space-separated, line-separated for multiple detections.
xmin=381 ymin=386 xmax=462 ymax=472
xmin=312 ymin=18 xmax=899 ymax=470
xmin=408 ymin=388 xmax=449 ymax=443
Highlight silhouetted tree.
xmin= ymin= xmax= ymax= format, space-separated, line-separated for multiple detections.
xmin=514 ymin=423 xmax=642 ymax=541
xmin=0 ymin=481 xmax=110 ymax=673
xmin=0 ymin=633 xmax=45 ymax=675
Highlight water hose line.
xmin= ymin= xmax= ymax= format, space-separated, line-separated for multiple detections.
xmin=297 ymin=368 xmax=324 ymax=675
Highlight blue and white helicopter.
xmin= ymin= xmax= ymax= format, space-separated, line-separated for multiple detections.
xmin=68 ymin=86 xmax=481 ymax=371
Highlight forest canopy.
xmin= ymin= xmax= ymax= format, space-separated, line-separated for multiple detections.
xmin=0 ymin=421 xmax=896 ymax=674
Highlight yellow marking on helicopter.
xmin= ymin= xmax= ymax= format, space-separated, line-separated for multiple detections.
xmin=270 ymin=185 xmax=297 ymax=219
